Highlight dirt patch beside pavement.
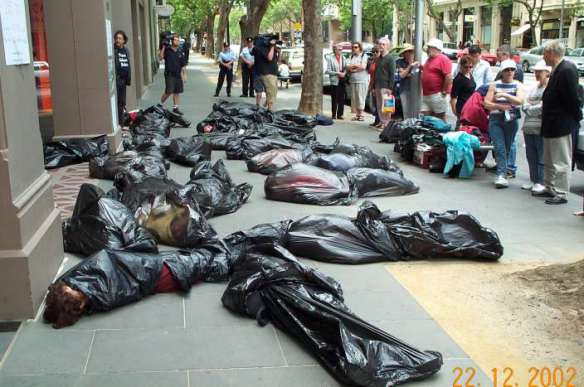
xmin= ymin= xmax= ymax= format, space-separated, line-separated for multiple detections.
xmin=387 ymin=260 xmax=584 ymax=386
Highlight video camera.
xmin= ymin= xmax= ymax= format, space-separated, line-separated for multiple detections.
xmin=254 ymin=33 xmax=283 ymax=49
xmin=159 ymin=31 xmax=174 ymax=49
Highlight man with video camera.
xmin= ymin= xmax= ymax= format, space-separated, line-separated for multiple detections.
xmin=159 ymin=34 xmax=187 ymax=115
xmin=252 ymin=34 xmax=280 ymax=111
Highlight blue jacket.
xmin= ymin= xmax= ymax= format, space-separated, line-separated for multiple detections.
xmin=443 ymin=131 xmax=480 ymax=178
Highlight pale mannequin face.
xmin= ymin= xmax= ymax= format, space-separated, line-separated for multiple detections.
xmin=63 ymin=285 xmax=87 ymax=310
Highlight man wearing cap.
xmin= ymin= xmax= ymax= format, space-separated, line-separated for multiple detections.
xmin=421 ymin=38 xmax=452 ymax=120
xmin=373 ymin=37 xmax=396 ymax=127
xmin=239 ymin=37 xmax=255 ymax=98
xmin=396 ymin=43 xmax=419 ymax=119
xmin=537 ymin=40 xmax=582 ymax=205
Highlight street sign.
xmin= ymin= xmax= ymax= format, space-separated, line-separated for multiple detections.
xmin=464 ymin=15 xmax=476 ymax=23
xmin=293 ymin=22 xmax=302 ymax=31
xmin=155 ymin=4 xmax=174 ymax=17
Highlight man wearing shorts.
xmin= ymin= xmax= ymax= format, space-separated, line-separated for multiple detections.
xmin=159 ymin=35 xmax=187 ymax=115
xmin=252 ymin=37 xmax=279 ymax=111
xmin=420 ymin=38 xmax=452 ymax=120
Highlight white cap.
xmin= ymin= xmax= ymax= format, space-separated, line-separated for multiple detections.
xmin=532 ymin=60 xmax=552 ymax=72
xmin=500 ymin=59 xmax=517 ymax=71
xmin=426 ymin=38 xmax=444 ymax=51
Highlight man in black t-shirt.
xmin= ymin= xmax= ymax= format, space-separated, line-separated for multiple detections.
xmin=159 ymin=35 xmax=187 ymax=115
xmin=252 ymin=39 xmax=279 ymax=110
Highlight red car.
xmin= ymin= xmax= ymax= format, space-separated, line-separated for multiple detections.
xmin=456 ymin=49 xmax=521 ymax=65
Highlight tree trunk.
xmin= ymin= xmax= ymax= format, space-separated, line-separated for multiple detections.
xmin=298 ymin=0 xmax=323 ymax=115
xmin=215 ymin=0 xmax=234 ymax=57
xmin=239 ymin=0 xmax=271 ymax=51
xmin=206 ymin=11 xmax=217 ymax=59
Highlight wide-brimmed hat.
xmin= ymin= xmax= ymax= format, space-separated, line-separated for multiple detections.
xmin=532 ymin=60 xmax=551 ymax=72
xmin=426 ymin=38 xmax=443 ymax=51
xmin=500 ymin=59 xmax=517 ymax=71
xmin=399 ymin=44 xmax=415 ymax=56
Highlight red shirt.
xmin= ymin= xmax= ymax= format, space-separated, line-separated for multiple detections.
xmin=154 ymin=263 xmax=181 ymax=293
xmin=421 ymin=54 xmax=452 ymax=96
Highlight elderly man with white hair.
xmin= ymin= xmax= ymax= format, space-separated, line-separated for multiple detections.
xmin=372 ymin=37 xmax=396 ymax=128
xmin=420 ymin=38 xmax=453 ymax=120
xmin=534 ymin=40 xmax=582 ymax=205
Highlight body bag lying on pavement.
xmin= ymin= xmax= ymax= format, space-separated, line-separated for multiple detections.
xmin=221 ymin=243 xmax=443 ymax=386
xmin=43 ymin=243 xmax=232 ymax=328
xmin=62 ymin=184 xmax=158 ymax=256
xmin=225 ymin=201 xmax=503 ymax=263
xmin=43 ymin=135 xmax=109 ymax=169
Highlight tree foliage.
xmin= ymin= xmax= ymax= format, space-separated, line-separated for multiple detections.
xmin=323 ymin=0 xmax=395 ymax=40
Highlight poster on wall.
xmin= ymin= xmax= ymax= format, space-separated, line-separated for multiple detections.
xmin=106 ymin=19 xmax=114 ymax=87
xmin=110 ymin=93 xmax=118 ymax=130
xmin=0 ymin=0 xmax=32 ymax=65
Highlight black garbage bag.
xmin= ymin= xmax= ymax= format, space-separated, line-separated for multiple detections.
xmin=213 ymin=100 xmax=271 ymax=121
xmin=199 ymin=132 xmax=238 ymax=150
xmin=197 ymin=112 xmax=260 ymax=134
xmin=44 ymin=135 xmax=109 ymax=169
xmin=246 ymin=148 xmax=314 ymax=175
xmin=379 ymin=119 xmax=421 ymax=144
xmin=346 ymin=168 xmax=419 ymax=197
xmin=314 ymin=144 xmax=393 ymax=172
xmin=88 ymin=150 xmax=169 ymax=180
xmin=55 ymin=242 xmax=233 ymax=314
xmin=225 ymin=134 xmax=299 ymax=160
xmin=187 ymin=160 xmax=253 ymax=217
xmin=264 ymin=164 xmax=355 ymax=206
xmin=112 ymin=174 xmax=217 ymax=248
xmin=221 ymin=243 xmax=443 ymax=387
xmin=286 ymin=201 xmax=504 ymax=263
xmin=62 ymin=184 xmax=158 ymax=256
xmin=128 ymin=134 xmax=172 ymax=153
xmin=165 ymin=136 xmax=213 ymax=167
xmin=273 ymin=109 xmax=317 ymax=128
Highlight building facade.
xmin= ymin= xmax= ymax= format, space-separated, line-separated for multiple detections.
xmin=393 ymin=0 xmax=584 ymax=52
xmin=0 ymin=0 xmax=160 ymax=320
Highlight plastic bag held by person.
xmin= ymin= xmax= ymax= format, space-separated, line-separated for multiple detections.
xmin=246 ymin=148 xmax=314 ymax=175
xmin=187 ymin=160 xmax=253 ymax=218
xmin=264 ymin=164 xmax=355 ymax=206
xmin=221 ymin=244 xmax=443 ymax=387
xmin=44 ymin=135 xmax=109 ymax=169
xmin=62 ymin=184 xmax=158 ymax=256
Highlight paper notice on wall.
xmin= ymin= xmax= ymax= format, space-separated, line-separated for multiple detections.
xmin=0 ymin=0 xmax=31 ymax=65
xmin=111 ymin=93 xmax=118 ymax=130
xmin=106 ymin=19 xmax=113 ymax=58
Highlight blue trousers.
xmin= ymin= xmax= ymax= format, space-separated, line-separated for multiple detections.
xmin=523 ymin=133 xmax=544 ymax=184
xmin=507 ymin=136 xmax=517 ymax=173
xmin=489 ymin=115 xmax=519 ymax=177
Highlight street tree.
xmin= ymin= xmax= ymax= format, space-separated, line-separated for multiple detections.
xmin=216 ymin=0 xmax=236 ymax=56
xmin=323 ymin=0 xmax=395 ymax=40
xmin=485 ymin=0 xmax=543 ymax=47
xmin=239 ymin=0 xmax=271 ymax=48
xmin=425 ymin=0 xmax=463 ymax=43
xmin=261 ymin=0 xmax=302 ymax=37
xmin=298 ymin=0 xmax=323 ymax=115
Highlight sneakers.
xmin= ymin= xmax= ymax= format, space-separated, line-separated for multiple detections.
xmin=521 ymin=183 xmax=533 ymax=190
xmin=545 ymin=196 xmax=568 ymax=205
xmin=494 ymin=175 xmax=509 ymax=189
xmin=531 ymin=183 xmax=545 ymax=194
xmin=172 ymin=107 xmax=184 ymax=115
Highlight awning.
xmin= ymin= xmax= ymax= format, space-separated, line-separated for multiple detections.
xmin=511 ymin=24 xmax=531 ymax=36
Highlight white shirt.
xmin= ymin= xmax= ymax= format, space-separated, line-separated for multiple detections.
xmin=348 ymin=53 xmax=368 ymax=84
xmin=472 ymin=59 xmax=492 ymax=89
xmin=240 ymin=46 xmax=254 ymax=64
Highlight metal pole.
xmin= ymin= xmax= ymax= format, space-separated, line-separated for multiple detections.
xmin=559 ymin=0 xmax=565 ymax=40
xmin=409 ymin=0 xmax=424 ymax=118
xmin=351 ymin=0 xmax=362 ymax=42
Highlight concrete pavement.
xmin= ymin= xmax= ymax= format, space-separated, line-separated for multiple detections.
xmin=0 ymin=53 xmax=582 ymax=387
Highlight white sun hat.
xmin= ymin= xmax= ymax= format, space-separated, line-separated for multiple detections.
xmin=532 ymin=60 xmax=552 ymax=72
xmin=426 ymin=38 xmax=444 ymax=51
xmin=500 ymin=59 xmax=517 ymax=71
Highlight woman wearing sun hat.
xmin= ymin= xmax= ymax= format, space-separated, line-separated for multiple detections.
xmin=396 ymin=43 xmax=419 ymax=119
xmin=484 ymin=59 xmax=525 ymax=189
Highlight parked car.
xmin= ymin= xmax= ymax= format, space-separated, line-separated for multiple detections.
xmin=443 ymin=42 xmax=462 ymax=61
xmin=456 ymin=48 xmax=497 ymax=65
xmin=520 ymin=46 xmax=544 ymax=72
xmin=280 ymin=48 xmax=304 ymax=81
xmin=565 ymin=47 xmax=584 ymax=75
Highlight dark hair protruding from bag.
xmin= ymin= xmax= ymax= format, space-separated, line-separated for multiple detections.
xmin=468 ymin=45 xmax=481 ymax=55
xmin=114 ymin=30 xmax=128 ymax=44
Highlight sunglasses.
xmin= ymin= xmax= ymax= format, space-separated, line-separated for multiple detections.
xmin=502 ymin=68 xmax=516 ymax=72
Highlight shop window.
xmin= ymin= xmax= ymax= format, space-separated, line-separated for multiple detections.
xmin=29 ymin=0 xmax=52 ymax=115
